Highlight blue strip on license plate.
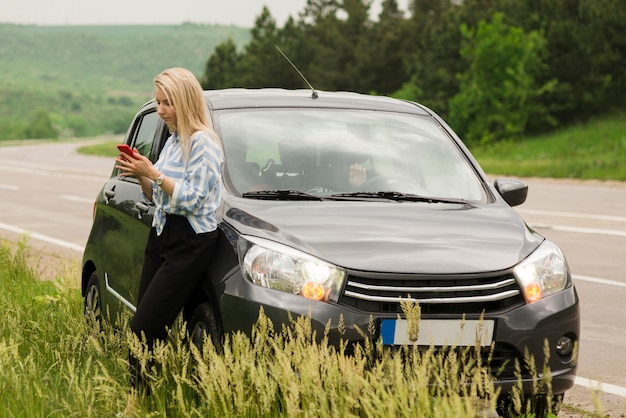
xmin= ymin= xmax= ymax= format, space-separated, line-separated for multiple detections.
xmin=380 ymin=318 xmax=494 ymax=347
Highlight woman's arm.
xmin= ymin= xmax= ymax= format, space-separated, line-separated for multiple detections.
xmin=137 ymin=175 xmax=155 ymax=201
xmin=167 ymin=133 xmax=223 ymax=215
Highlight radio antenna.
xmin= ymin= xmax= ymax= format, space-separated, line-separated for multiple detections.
xmin=275 ymin=45 xmax=318 ymax=99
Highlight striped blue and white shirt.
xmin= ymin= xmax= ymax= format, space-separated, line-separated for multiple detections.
xmin=150 ymin=130 xmax=223 ymax=236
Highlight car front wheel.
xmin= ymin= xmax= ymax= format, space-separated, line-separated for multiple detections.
xmin=84 ymin=272 xmax=102 ymax=325
xmin=189 ymin=302 xmax=221 ymax=353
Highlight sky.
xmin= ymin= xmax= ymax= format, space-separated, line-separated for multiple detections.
xmin=0 ymin=0 xmax=409 ymax=27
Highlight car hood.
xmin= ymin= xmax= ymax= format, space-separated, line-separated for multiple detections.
xmin=221 ymin=198 xmax=543 ymax=274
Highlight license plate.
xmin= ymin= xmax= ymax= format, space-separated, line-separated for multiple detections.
xmin=380 ymin=319 xmax=494 ymax=347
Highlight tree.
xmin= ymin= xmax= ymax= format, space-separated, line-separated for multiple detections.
xmin=477 ymin=0 xmax=626 ymax=126
xmin=448 ymin=13 xmax=556 ymax=144
xmin=24 ymin=110 xmax=58 ymax=140
xmin=237 ymin=7 xmax=285 ymax=87
xmin=201 ymin=38 xmax=242 ymax=89
xmin=198 ymin=0 xmax=625 ymax=137
xmin=333 ymin=0 xmax=375 ymax=92
xmin=535 ymin=0 xmax=626 ymax=121
xmin=402 ymin=0 xmax=464 ymax=115
xmin=368 ymin=0 xmax=408 ymax=95
xmin=272 ymin=17 xmax=317 ymax=90
xmin=299 ymin=0 xmax=351 ymax=91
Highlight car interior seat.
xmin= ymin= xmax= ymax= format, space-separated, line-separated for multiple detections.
xmin=225 ymin=140 xmax=264 ymax=194
xmin=277 ymin=140 xmax=316 ymax=191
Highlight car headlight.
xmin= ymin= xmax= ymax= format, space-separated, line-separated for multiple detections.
xmin=513 ymin=240 xmax=571 ymax=303
xmin=238 ymin=236 xmax=347 ymax=303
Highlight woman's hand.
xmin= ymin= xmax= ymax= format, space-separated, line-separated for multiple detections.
xmin=115 ymin=149 xmax=159 ymax=180
xmin=115 ymin=149 xmax=162 ymax=200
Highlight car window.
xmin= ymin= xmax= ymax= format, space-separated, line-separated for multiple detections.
xmin=216 ymin=109 xmax=485 ymax=201
xmin=130 ymin=111 xmax=160 ymax=159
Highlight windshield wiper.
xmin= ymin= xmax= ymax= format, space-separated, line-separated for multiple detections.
xmin=328 ymin=191 xmax=466 ymax=204
xmin=242 ymin=189 xmax=324 ymax=201
xmin=242 ymin=189 xmax=466 ymax=204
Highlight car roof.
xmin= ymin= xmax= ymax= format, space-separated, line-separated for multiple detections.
xmin=138 ymin=89 xmax=431 ymax=116
xmin=202 ymin=88 xmax=430 ymax=115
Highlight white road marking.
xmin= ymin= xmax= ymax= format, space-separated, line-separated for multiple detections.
xmin=531 ymin=223 xmax=626 ymax=238
xmin=0 ymin=222 xmax=85 ymax=253
xmin=0 ymin=222 xmax=624 ymax=398
xmin=0 ymin=159 xmax=108 ymax=182
xmin=61 ymin=194 xmax=94 ymax=204
xmin=518 ymin=208 xmax=626 ymax=223
xmin=575 ymin=377 xmax=626 ymax=398
xmin=573 ymin=274 xmax=626 ymax=288
xmin=0 ymin=184 xmax=19 ymax=190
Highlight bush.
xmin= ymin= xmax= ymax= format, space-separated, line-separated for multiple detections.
xmin=448 ymin=13 xmax=557 ymax=145
xmin=23 ymin=109 xmax=59 ymax=140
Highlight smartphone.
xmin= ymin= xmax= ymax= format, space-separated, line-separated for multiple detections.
xmin=117 ymin=144 xmax=135 ymax=158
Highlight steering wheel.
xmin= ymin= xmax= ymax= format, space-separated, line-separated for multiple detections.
xmin=358 ymin=174 xmax=423 ymax=193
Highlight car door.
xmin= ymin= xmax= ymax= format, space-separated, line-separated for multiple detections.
xmin=128 ymin=113 xmax=169 ymax=307
xmin=101 ymin=109 xmax=166 ymax=312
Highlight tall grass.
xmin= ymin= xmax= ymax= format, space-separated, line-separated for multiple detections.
xmin=0 ymin=238 xmax=128 ymax=416
xmin=1 ymin=237 xmax=570 ymax=417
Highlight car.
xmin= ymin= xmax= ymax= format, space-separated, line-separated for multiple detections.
xmin=81 ymin=88 xmax=579 ymax=416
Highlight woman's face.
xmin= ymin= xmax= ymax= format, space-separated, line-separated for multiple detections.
xmin=155 ymin=86 xmax=177 ymax=129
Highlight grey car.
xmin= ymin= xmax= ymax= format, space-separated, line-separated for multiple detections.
xmin=81 ymin=89 xmax=579 ymax=417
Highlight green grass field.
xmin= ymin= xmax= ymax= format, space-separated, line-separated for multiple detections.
xmin=470 ymin=109 xmax=626 ymax=181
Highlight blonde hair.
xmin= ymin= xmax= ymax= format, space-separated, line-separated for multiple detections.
xmin=154 ymin=67 xmax=211 ymax=162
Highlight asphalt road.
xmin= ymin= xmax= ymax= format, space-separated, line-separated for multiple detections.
xmin=0 ymin=140 xmax=624 ymax=416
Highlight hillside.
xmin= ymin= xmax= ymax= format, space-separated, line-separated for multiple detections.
xmin=0 ymin=23 xmax=250 ymax=139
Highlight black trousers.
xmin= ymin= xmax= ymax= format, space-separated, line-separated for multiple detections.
xmin=130 ymin=213 xmax=218 ymax=352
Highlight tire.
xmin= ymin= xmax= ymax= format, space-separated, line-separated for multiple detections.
xmin=496 ymin=393 xmax=563 ymax=418
xmin=189 ymin=302 xmax=222 ymax=353
xmin=84 ymin=272 xmax=103 ymax=326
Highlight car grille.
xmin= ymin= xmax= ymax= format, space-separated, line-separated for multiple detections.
xmin=339 ymin=270 xmax=525 ymax=315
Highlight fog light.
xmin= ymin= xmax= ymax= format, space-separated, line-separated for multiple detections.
xmin=556 ymin=336 xmax=573 ymax=356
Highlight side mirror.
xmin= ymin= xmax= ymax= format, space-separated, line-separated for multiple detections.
xmin=494 ymin=178 xmax=528 ymax=207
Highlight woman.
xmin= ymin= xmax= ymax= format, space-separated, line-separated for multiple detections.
xmin=115 ymin=67 xmax=223 ymax=390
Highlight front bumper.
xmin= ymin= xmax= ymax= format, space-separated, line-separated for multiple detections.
xmin=217 ymin=269 xmax=579 ymax=395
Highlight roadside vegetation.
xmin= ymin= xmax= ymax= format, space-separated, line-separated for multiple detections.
xmin=2 ymin=3 xmax=623 ymax=416
xmin=2 ymin=1 xmax=625 ymax=150
xmin=203 ymin=1 xmax=626 ymax=149
xmin=471 ymin=109 xmax=626 ymax=181
xmin=0 ymin=237 xmax=590 ymax=417
xmin=0 ymin=24 xmax=250 ymax=140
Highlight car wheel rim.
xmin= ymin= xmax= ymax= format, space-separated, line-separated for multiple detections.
xmin=85 ymin=284 xmax=101 ymax=321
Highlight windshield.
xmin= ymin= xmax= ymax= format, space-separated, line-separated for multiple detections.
xmin=216 ymin=109 xmax=486 ymax=201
